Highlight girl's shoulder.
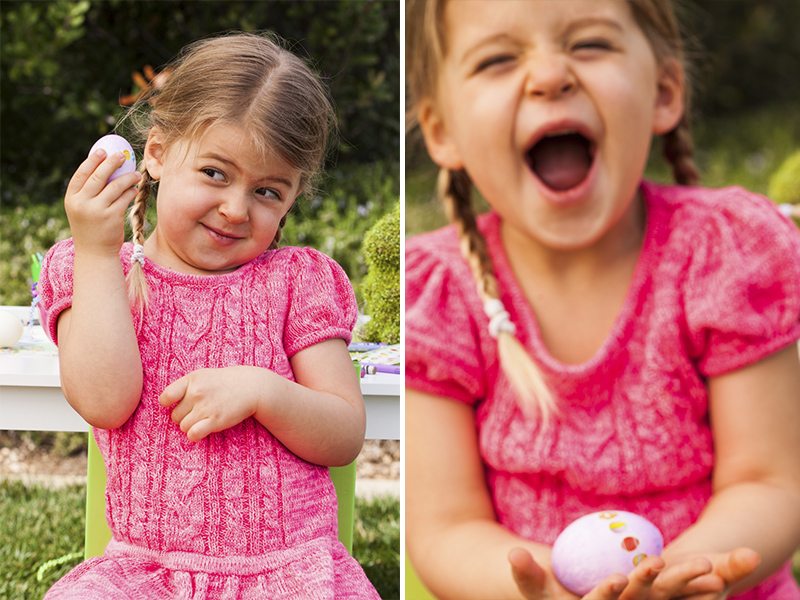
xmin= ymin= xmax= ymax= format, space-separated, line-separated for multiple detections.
xmin=645 ymin=181 xmax=800 ymax=273
xmin=406 ymin=212 xmax=498 ymax=289
xmin=646 ymin=181 xmax=797 ymax=243
xmin=262 ymin=245 xmax=350 ymax=281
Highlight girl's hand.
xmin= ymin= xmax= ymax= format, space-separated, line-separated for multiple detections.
xmin=64 ymin=148 xmax=141 ymax=256
xmin=652 ymin=548 xmax=761 ymax=600
xmin=159 ymin=366 xmax=266 ymax=441
xmin=508 ymin=547 xmax=628 ymax=599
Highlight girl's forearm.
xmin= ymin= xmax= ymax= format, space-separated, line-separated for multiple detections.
xmin=251 ymin=368 xmax=365 ymax=466
xmin=411 ymin=518 xmax=554 ymax=600
xmin=663 ymin=480 xmax=800 ymax=594
xmin=58 ymin=251 xmax=142 ymax=428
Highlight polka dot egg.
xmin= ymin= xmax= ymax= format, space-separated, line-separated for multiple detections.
xmin=551 ymin=510 xmax=664 ymax=596
xmin=89 ymin=134 xmax=136 ymax=182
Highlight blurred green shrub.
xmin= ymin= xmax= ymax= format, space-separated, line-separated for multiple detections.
xmin=0 ymin=204 xmax=71 ymax=306
xmin=768 ymin=150 xmax=800 ymax=205
xmin=359 ymin=203 xmax=400 ymax=344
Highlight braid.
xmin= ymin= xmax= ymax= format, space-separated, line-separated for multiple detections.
xmin=439 ymin=169 xmax=498 ymax=299
xmin=662 ymin=116 xmax=700 ymax=186
xmin=126 ymin=164 xmax=152 ymax=307
xmin=269 ymin=214 xmax=288 ymax=250
xmin=438 ymin=169 xmax=557 ymax=420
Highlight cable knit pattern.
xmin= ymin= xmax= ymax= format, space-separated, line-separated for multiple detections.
xmin=39 ymin=242 xmax=378 ymax=599
xmin=406 ymin=181 xmax=800 ymax=599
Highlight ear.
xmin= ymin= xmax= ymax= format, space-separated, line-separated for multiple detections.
xmin=143 ymin=129 xmax=167 ymax=180
xmin=418 ymin=98 xmax=464 ymax=170
xmin=652 ymin=58 xmax=686 ymax=135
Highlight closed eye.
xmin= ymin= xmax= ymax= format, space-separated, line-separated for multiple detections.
xmin=474 ymin=54 xmax=516 ymax=73
xmin=572 ymin=38 xmax=613 ymax=52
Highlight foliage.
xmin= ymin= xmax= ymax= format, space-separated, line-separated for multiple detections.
xmin=0 ymin=204 xmax=71 ymax=306
xmin=1 ymin=0 xmax=398 ymax=210
xmin=353 ymin=494 xmax=400 ymax=599
xmin=768 ymin=151 xmax=800 ymax=206
xmin=681 ymin=0 xmax=800 ymax=117
xmin=360 ymin=204 xmax=400 ymax=344
xmin=0 ymin=160 xmax=397 ymax=307
xmin=0 ymin=480 xmax=399 ymax=599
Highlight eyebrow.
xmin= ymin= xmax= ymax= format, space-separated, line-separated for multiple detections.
xmin=199 ymin=152 xmax=295 ymax=188
xmin=458 ymin=15 xmax=624 ymax=64
xmin=564 ymin=16 xmax=624 ymax=36
xmin=458 ymin=33 xmax=517 ymax=65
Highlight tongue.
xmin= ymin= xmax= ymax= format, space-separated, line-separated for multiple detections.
xmin=530 ymin=135 xmax=591 ymax=191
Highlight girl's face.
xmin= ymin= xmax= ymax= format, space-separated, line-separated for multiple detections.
xmin=420 ymin=0 xmax=685 ymax=251
xmin=144 ymin=123 xmax=301 ymax=275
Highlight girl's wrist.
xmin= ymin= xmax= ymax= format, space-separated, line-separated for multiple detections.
xmin=72 ymin=241 xmax=124 ymax=263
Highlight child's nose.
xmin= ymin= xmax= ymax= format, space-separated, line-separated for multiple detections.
xmin=218 ymin=193 xmax=249 ymax=223
xmin=523 ymin=53 xmax=576 ymax=99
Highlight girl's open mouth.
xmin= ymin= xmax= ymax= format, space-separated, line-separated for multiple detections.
xmin=525 ymin=131 xmax=595 ymax=193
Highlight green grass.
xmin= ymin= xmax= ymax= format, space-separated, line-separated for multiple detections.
xmin=0 ymin=481 xmax=399 ymax=600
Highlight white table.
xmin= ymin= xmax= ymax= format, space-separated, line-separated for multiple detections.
xmin=0 ymin=306 xmax=400 ymax=440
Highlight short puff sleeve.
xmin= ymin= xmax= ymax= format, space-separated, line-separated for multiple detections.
xmin=406 ymin=230 xmax=486 ymax=404
xmin=37 ymin=238 xmax=76 ymax=344
xmin=282 ymin=247 xmax=357 ymax=357
xmin=683 ymin=188 xmax=800 ymax=375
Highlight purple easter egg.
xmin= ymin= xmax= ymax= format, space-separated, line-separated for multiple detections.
xmin=551 ymin=510 xmax=664 ymax=596
xmin=90 ymin=134 xmax=136 ymax=182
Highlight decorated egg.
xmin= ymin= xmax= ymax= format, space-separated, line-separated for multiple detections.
xmin=0 ymin=311 xmax=24 ymax=348
xmin=551 ymin=510 xmax=664 ymax=596
xmin=89 ymin=134 xmax=136 ymax=182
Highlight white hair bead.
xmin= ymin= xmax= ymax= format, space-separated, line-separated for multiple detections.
xmin=483 ymin=299 xmax=515 ymax=338
xmin=131 ymin=243 xmax=145 ymax=267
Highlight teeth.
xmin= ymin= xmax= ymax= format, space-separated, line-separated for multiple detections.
xmin=545 ymin=129 xmax=578 ymax=137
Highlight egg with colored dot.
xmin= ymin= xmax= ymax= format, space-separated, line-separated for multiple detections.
xmin=89 ymin=134 xmax=136 ymax=182
xmin=551 ymin=510 xmax=664 ymax=596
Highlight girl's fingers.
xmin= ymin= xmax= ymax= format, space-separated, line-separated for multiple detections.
xmin=507 ymin=548 xmax=546 ymax=598
xmin=716 ymin=548 xmax=760 ymax=586
xmin=66 ymin=149 xmax=107 ymax=196
xmin=97 ymin=170 xmax=141 ymax=208
xmin=79 ymin=151 xmax=133 ymax=199
xmin=584 ymin=574 xmax=627 ymax=600
xmin=649 ymin=556 xmax=715 ymax=597
xmin=160 ymin=376 xmax=189 ymax=407
xmin=679 ymin=573 xmax=726 ymax=596
xmin=169 ymin=400 xmax=193 ymax=426
xmin=618 ymin=556 xmax=663 ymax=599
xmin=186 ymin=417 xmax=214 ymax=442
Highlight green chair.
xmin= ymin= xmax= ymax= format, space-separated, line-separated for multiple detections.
xmin=84 ymin=431 xmax=358 ymax=559
xmin=405 ymin=552 xmax=437 ymax=599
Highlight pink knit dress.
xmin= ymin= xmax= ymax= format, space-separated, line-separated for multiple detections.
xmin=39 ymin=241 xmax=379 ymax=599
xmin=406 ymin=182 xmax=800 ymax=599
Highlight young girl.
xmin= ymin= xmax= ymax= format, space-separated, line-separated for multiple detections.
xmin=39 ymin=32 xmax=379 ymax=599
xmin=405 ymin=1 xmax=800 ymax=599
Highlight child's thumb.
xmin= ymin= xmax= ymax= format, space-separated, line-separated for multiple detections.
xmin=508 ymin=547 xmax=547 ymax=598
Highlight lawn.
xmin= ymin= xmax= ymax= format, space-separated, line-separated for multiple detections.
xmin=0 ymin=481 xmax=399 ymax=600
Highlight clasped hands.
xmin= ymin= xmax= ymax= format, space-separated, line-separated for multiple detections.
xmin=508 ymin=545 xmax=760 ymax=600
xmin=159 ymin=366 xmax=269 ymax=442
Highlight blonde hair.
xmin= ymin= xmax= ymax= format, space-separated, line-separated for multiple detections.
xmin=120 ymin=32 xmax=336 ymax=307
xmin=407 ymin=0 xmax=699 ymax=419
